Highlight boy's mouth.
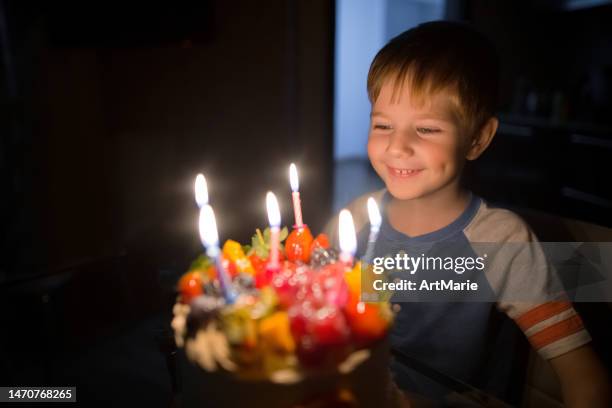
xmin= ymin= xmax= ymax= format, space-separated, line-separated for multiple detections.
xmin=387 ymin=166 xmax=424 ymax=178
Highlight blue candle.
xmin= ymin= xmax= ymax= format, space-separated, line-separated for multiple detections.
xmin=199 ymin=204 xmax=235 ymax=304
xmin=363 ymin=197 xmax=382 ymax=264
xmin=194 ymin=173 xmax=208 ymax=208
xmin=338 ymin=209 xmax=357 ymax=265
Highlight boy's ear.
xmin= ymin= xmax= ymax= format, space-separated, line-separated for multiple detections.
xmin=466 ymin=117 xmax=498 ymax=160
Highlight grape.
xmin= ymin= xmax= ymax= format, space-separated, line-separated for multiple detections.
xmin=234 ymin=272 xmax=255 ymax=292
xmin=186 ymin=295 xmax=224 ymax=335
xmin=203 ymin=280 xmax=221 ymax=297
xmin=309 ymin=247 xmax=339 ymax=269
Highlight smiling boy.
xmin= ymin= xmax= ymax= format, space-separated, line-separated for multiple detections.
xmin=328 ymin=21 xmax=611 ymax=406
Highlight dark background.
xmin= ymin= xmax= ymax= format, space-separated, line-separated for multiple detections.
xmin=463 ymin=0 xmax=612 ymax=231
xmin=1 ymin=1 xmax=611 ymax=406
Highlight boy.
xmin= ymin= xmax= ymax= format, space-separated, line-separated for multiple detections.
xmin=328 ymin=21 xmax=610 ymax=406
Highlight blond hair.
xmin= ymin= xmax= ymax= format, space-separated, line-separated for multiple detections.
xmin=367 ymin=21 xmax=499 ymax=136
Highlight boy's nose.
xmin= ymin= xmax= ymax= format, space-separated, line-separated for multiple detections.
xmin=386 ymin=131 xmax=415 ymax=157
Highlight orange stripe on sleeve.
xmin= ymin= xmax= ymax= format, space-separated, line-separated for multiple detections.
xmin=515 ymin=301 xmax=572 ymax=331
xmin=528 ymin=315 xmax=585 ymax=350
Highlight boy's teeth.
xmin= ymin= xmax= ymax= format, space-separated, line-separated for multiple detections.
xmin=395 ymin=168 xmax=416 ymax=175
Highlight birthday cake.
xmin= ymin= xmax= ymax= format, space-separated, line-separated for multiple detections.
xmin=172 ymin=171 xmax=394 ymax=407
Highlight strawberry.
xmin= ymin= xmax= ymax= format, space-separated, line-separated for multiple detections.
xmin=296 ymin=335 xmax=326 ymax=367
xmin=343 ymin=293 xmax=390 ymax=345
xmin=311 ymin=305 xmax=350 ymax=346
xmin=288 ymin=304 xmax=309 ymax=341
xmin=309 ymin=233 xmax=330 ymax=252
xmin=293 ymin=304 xmax=350 ymax=367
xmin=271 ymin=267 xmax=300 ymax=309
xmin=285 ymin=225 xmax=314 ymax=263
xmin=248 ymin=253 xmax=266 ymax=275
xmin=178 ymin=271 xmax=204 ymax=304
xmin=222 ymin=257 xmax=238 ymax=278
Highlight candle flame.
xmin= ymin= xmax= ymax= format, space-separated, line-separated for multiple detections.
xmin=266 ymin=191 xmax=281 ymax=228
xmin=339 ymin=209 xmax=357 ymax=256
xmin=367 ymin=197 xmax=382 ymax=230
xmin=199 ymin=204 xmax=219 ymax=249
xmin=289 ymin=163 xmax=299 ymax=192
xmin=195 ymin=174 xmax=208 ymax=207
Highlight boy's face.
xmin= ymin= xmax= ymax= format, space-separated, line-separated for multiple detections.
xmin=368 ymin=80 xmax=469 ymax=201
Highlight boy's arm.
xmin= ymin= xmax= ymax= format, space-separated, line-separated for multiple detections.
xmin=549 ymin=344 xmax=611 ymax=408
xmin=465 ymin=208 xmax=610 ymax=406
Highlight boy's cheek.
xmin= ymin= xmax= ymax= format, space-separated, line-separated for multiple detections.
xmin=366 ymin=138 xmax=376 ymax=161
xmin=366 ymin=134 xmax=382 ymax=158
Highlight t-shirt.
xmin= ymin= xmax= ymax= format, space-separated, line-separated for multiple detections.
xmin=326 ymin=189 xmax=592 ymax=401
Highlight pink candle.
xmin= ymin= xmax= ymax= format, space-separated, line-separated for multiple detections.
xmin=292 ymin=192 xmax=303 ymax=228
xmin=270 ymin=227 xmax=280 ymax=267
xmin=266 ymin=192 xmax=281 ymax=269
xmin=289 ymin=163 xmax=303 ymax=228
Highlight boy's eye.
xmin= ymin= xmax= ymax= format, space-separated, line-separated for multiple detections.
xmin=373 ymin=124 xmax=393 ymax=130
xmin=416 ymin=127 xmax=440 ymax=134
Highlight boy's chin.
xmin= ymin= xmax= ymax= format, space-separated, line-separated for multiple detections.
xmin=385 ymin=186 xmax=425 ymax=201
xmin=385 ymin=179 xmax=464 ymax=202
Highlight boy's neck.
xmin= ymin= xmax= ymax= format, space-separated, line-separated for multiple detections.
xmin=386 ymin=184 xmax=471 ymax=238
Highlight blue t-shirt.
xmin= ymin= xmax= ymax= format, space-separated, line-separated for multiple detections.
xmin=325 ymin=190 xmax=592 ymax=403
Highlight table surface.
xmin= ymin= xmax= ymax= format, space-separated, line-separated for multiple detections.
xmin=391 ymin=347 xmax=515 ymax=408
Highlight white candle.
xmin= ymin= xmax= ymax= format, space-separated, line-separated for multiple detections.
xmin=199 ymin=204 xmax=235 ymax=303
xmin=266 ymin=192 xmax=281 ymax=269
xmin=338 ymin=209 xmax=357 ymax=265
xmin=289 ymin=163 xmax=303 ymax=228
xmin=363 ymin=197 xmax=382 ymax=263
xmin=194 ymin=174 xmax=208 ymax=208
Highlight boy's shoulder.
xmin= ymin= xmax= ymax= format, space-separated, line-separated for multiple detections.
xmin=324 ymin=190 xmax=538 ymax=244
xmin=463 ymin=198 xmax=537 ymax=243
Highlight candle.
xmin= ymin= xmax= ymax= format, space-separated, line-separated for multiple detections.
xmin=289 ymin=163 xmax=303 ymax=228
xmin=199 ymin=204 xmax=235 ymax=303
xmin=266 ymin=191 xmax=281 ymax=269
xmin=338 ymin=209 xmax=357 ymax=265
xmin=194 ymin=173 xmax=208 ymax=208
xmin=363 ymin=197 xmax=382 ymax=264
